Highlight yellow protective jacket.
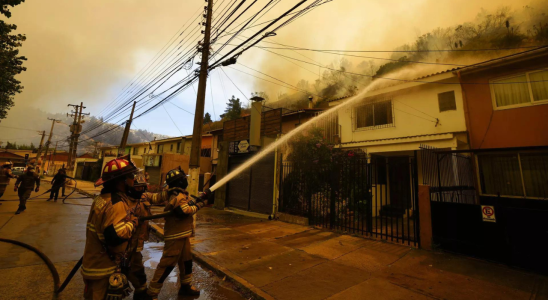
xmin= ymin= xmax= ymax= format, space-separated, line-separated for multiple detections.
xmin=162 ymin=190 xmax=205 ymax=241
xmin=141 ymin=189 xmax=205 ymax=240
xmin=82 ymin=192 xmax=137 ymax=280
xmin=133 ymin=192 xmax=170 ymax=252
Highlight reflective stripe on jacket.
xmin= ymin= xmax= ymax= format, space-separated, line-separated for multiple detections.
xmin=82 ymin=192 xmax=136 ymax=280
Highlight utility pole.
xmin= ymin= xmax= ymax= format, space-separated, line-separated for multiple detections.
xmin=67 ymin=102 xmax=89 ymax=169
xmin=47 ymin=141 xmax=58 ymax=174
xmin=119 ymin=101 xmax=136 ymax=156
xmin=188 ymin=0 xmax=213 ymax=196
xmin=35 ymin=130 xmax=46 ymax=163
xmin=43 ymin=118 xmax=61 ymax=172
xmin=93 ymin=141 xmax=100 ymax=158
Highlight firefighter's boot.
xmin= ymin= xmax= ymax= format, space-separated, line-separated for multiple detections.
xmin=178 ymin=284 xmax=200 ymax=296
xmin=133 ymin=289 xmax=154 ymax=300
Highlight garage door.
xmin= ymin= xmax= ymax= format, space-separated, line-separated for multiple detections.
xmin=226 ymin=153 xmax=274 ymax=214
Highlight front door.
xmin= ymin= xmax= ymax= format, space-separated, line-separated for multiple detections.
xmin=388 ymin=157 xmax=411 ymax=211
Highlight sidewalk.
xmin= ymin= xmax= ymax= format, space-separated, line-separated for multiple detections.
xmin=42 ymin=175 xmax=102 ymax=198
xmin=151 ymin=208 xmax=548 ymax=300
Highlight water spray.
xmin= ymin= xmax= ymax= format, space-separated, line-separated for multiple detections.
xmin=209 ymin=81 xmax=382 ymax=192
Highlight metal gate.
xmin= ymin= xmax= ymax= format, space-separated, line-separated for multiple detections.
xmin=279 ymin=152 xmax=419 ymax=246
xmin=226 ymin=153 xmax=275 ymax=214
xmin=422 ymin=147 xmax=548 ymax=274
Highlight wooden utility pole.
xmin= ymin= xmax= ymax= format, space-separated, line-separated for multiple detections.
xmin=93 ymin=141 xmax=100 ymax=158
xmin=43 ymin=118 xmax=60 ymax=172
xmin=67 ymin=102 xmax=88 ymax=169
xmin=119 ymin=101 xmax=136 ymax=156
xmin=188 ymin=0 xmax=213 ymax=196
xmin=35 ymin=130 xmax=46 ymax=163
xmin=46 ymin=141 xmax=58 ymax=174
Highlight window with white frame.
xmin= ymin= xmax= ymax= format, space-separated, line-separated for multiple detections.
xmin=491 ymin=70 xmax=548 ymax=109
xmin=478 ymin=152 xmax=548 ymax=198
xmin=355 ymin=99 xmax=393 ymax=130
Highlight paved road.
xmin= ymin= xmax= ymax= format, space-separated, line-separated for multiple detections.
xmin=0 ymin=182 xmax=245 ymax=300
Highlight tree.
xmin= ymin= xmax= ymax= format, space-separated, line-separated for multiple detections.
xmin=222 ymin=96 xmax=242 ymax=120
xmin=1 ymin=1 xmax=27 ymax=120
xmin=30 ymin=142 xmax=35 ymax=150
xmin=203 ymin=112 xmax=212 ymax=124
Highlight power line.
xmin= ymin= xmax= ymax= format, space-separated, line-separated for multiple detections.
xmin=247 ymin=43 xmax=548 ymax=53
xmin=220 ymin=67 xmax=249 ymax=101
xmin=169 ymin=102 xmax=195 ymax=115
xmin=258 ymin=47 xmax=548 ymax=85
xmin=209 ymin=75 xmax=217 ymax=120
xmin=162 ymin=104 xmax=184 ymax=135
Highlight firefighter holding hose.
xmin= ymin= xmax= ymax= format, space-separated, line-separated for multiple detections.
xmin=145 ymin=167 xmax=210 ymax=299
xmin=83 ymin=156 xmax=193 ymax=300
xmin=83 ymin=155 xmax=168 ymax=300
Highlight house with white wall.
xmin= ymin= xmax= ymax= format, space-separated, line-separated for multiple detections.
xmin=328 ymin=70 xmax=469 ymax=217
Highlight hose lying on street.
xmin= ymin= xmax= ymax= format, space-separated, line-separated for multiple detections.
xmin=0 ymin=238 xmax=82 ymax=294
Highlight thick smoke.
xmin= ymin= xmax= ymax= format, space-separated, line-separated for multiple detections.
xmin=252 ymin=0 xmax=548 ymax=107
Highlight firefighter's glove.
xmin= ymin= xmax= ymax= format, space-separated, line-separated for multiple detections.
xmin=197 ymin=188 xmax=213 ymax=204
xmin=35 ymin=187 xmax=39 ymax=193
xmin=126 ymin=215 xmax=139 ymax=229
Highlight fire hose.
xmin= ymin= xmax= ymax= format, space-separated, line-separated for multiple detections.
xmin=0 ymin=191 xmax=211 ymax=296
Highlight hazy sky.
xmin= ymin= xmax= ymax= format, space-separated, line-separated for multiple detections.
xmin=3 ymin=0 xmax=525 ymax=138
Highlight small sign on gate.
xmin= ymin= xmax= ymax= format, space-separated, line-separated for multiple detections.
xmin=481 ymin=205 xmax=496 ymax=223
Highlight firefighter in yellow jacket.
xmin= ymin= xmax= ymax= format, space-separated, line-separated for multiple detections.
xmin=84 ymin=156 xmax=184 ymax=300
xmin=146 ymin=167 xmax=209 ymax=299
xmin=83 ymin=155 xmax=162 ymax=300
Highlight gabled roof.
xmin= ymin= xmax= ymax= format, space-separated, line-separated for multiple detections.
xmin=0 ymin=151 xmax=24 ymax=159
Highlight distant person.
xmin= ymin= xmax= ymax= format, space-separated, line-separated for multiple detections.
xmin=48 ymin=169 xmax=66 ymax=202
xmin=0 ymin=161 xmax=17 ymax=205
xmin=14 ymin=166 xmax=40 ymax=214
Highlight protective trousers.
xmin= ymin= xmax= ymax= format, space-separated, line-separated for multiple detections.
xmin=147 ymin=238 xmax=192 ymax=297
xmin=83 ymin=278 xmax=109 ymax=300
xmin=50 ymin=186 xmax=60 ymax=200
xmin=18 ymin=189 xmax=31 ymax=210
xmin=128 ymin=251 xmax=148 ymax=294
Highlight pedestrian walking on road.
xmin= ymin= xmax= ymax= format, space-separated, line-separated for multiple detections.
xmin=48 ymin=169 xmax=66 ymax=202
xmin=0 ymin=161 xmax=18 ymax=205
xmin=14 ymin=165 xmax=40 ymax=214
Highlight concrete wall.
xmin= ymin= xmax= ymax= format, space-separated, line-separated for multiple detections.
xmin=334 ymin=77 xmax=467 ymax=152
xmin=460 ymin=57 xmax=548 ymax=149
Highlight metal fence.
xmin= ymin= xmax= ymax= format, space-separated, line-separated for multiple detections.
xmin=280 ymin=154 xmax=419 ymax=246
xmin=420 ymin=145 xmax=476 ymax=204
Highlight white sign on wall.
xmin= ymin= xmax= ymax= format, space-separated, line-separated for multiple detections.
xmin=481 ymin=205 xmax=496 ymax=223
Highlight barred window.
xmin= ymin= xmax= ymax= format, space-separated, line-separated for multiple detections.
xmin=438 ymin=91 xmax=456 ymax=112
xmin=355 ymin=100 xmax=393 ymax=129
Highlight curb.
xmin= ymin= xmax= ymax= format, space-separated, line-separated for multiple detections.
xmin=148 ymin=221 xmax=274 ymax=300
xmin=192 ymin=252 xmax=275 ymax=300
